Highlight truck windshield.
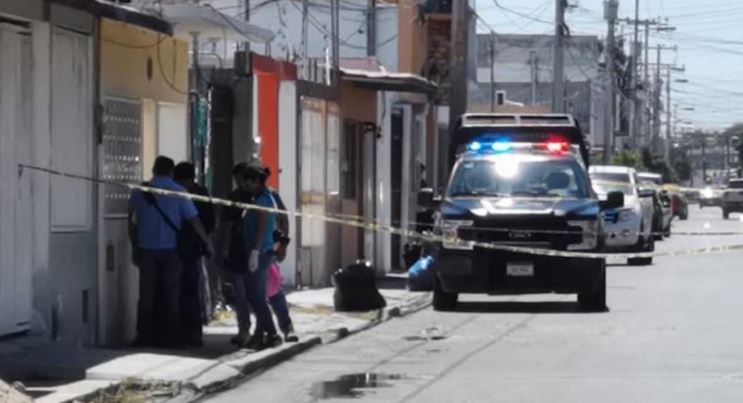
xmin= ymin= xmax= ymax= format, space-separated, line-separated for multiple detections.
xmin=447 ymin=157 xmax=590 ymax=199
xmin=729 ymin=181 xmax=743 ymax=189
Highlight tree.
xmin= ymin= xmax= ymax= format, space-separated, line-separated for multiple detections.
xmin=611 ymin=150 xmax=643 ymax=170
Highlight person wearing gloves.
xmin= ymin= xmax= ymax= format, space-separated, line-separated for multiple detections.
xmin=238 ymin=165 xmax=283 ymax=350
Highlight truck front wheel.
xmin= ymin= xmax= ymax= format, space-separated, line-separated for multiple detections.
xmin=578 ymin=262 xmax=607 ymax=312
xmin=433 ymin=276 xmax=458 ymax=311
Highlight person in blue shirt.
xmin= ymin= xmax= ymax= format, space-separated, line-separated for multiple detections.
xmin=128 ymin=156 xmax=213 ymax=348
xmin=238 ymin=165 xmax=283 ymax=350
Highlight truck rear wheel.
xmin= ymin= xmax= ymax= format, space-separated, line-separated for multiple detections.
xmin=628 ymin=228 xmax=654 ymax=266
xmin=433 ymin=276 xmax=458 ymax=311
xmin=723 ymin=208 xmax=730 ymax=219
xmin=578 ymin=262 xmax=607 ymax=312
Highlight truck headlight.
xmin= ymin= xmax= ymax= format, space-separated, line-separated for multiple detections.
xmin=567 ymin=219 xmax=600 ymax=251
xmin=439 ymin=219 xmax=474 ymax=250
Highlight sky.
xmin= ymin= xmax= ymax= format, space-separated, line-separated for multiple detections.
xmin=475 ymin=0 xmax=743 ymax=131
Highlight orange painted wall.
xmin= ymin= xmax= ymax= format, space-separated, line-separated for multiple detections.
xmin=257 ymin=72 xmax=280 ymax=189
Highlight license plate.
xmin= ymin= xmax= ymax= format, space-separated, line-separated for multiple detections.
xmin=506 ymin=262 xmax=534 ymax=277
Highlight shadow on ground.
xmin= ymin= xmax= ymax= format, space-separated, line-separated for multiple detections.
xmin=454 ymin=301 xmax=588 ymax=314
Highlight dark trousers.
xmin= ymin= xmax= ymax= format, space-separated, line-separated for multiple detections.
xmin=136 ymin=249 xmax=183 ymax=347
xmin=232 ymin=275 xmax=293 ymax=335
xmin=243 ymin=254 xmax=278 ymax=336
xmin=180 ymin=255 xmax=205 ymax=345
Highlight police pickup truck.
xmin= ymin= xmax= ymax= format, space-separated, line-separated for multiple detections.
xmin=430 ymin=114 xmax=624 ymax=312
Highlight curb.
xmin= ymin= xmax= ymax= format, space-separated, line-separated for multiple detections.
xmin=49 ymin=292 xmax=432 ymax=403
xmin=180 ymin=292 xmax=432 ymax=402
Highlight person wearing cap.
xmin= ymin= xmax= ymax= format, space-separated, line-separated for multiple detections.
xmin=238 ymin=165 xmax=283 ymax=349
xmin=128 ymin=156 xmax=213 ymax=348
xmin=174 ymin=162 xmax=215 ymax=347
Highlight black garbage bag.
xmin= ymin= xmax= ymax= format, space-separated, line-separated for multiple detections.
xmin=333 ymin=261 xmax=387 ymax=312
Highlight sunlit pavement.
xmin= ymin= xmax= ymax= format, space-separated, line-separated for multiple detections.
xmin=206 ymin=204 xmax=743 ymax=403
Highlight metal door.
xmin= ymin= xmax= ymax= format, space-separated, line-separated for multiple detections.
xmin=0 ymin=25 xmax=33 ymax=336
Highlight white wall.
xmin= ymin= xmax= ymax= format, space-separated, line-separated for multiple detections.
xmin=278 ymin=80 xmax=297 ymax=286
xmin=375 ymin=91 xmax=393 ymax=273
xmin=157 ymin=102 xmax=189 ymax=162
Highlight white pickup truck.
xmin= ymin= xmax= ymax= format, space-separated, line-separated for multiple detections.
xmin=722 ymin=179 xmax=743 ymax=219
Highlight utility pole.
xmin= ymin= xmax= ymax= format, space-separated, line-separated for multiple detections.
xmin=301 ymin=0 xmax=308 ymax=78
xmin=489 ymin=33 xmax=496 ymax=112
xmin=603 ymin=0 xmax=618 ymax=164
xmin=627 ymin=0 xmax=640 ymax=147
xmin=331 ymin=0 xmax=340 ymax=84
xmin=648 ymin=44 xmax=678 ymax=155
xmin=366 ymin=0 xmax=376 ymax=57
xmin=665 ymin=67 xmax=672 ymax=163
xmin=243 ymin=0 xmax=250 ymax=52
xmin=449 ymin=0 xmax=469 ymax=125
xmin=619 ymin=17 xmax=673 ymax=146
xmin=528 ymin=50 xmax=539 ymax=105
xmin=552 ymin=0 xmax=566 ymax=113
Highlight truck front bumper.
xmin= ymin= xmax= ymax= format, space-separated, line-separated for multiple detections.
xmin=436 ymin=247 xmax=603 ymax=295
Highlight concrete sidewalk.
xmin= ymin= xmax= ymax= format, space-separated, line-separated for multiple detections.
xmin=0 ymin=287 xmax=430 ymax=403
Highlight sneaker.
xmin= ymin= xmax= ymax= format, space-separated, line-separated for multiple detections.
xmin=259 ymin=334 xmax=283 ymax=350
xmin=230 ymin=330 xmax=251 ymax=346
xmin=241 ymin=333 xmax=265 ymax=350
xmin=283 ymin=330 xmax=299 ymax=343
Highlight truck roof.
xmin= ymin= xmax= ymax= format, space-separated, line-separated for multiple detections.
xmin=451 ymin=113 xmax=590 ymax=167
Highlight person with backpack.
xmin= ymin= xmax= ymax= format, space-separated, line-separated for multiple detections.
xmin=174 ymin=162 xmax=215 ymax=347
xmin=128 ymin=156 xmax=213 ymax=348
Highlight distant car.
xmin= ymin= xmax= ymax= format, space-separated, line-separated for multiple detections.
xmin=638 ymin=172 xmax=663 ymax=186
xmin=700 ymin=186 xmax=724 ymax=208
xmin=589 ymin=166 xmax=655 ymax=266
xmin=681 ymin=188 xmax=700 ymax=204
xmin=722 ymin=179 xmax=743 ymax=219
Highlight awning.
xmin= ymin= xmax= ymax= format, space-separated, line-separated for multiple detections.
xmin=341 ymin=68 xmax=438 ymax=94
xmin=156 ymin=3 xmax=275 ymax=43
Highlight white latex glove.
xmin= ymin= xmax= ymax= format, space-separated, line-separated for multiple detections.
xmin=248 ymin=250 xmax=260 ymax=273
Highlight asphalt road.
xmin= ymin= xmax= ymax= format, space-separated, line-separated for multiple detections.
xmin=206 ymin=205 xmax=743 ymax=403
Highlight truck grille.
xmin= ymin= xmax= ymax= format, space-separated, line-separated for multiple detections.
xmin=458 ymin=215 xmax=583 ymax=250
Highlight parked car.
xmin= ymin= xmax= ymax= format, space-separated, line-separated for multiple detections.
xmin=638 ymin=172 xmax=663 ymax=186
xmin=663 ymin=184 xmax=689 ymax=220
xmin=722 ymin=179 xmax=743 ymax=219
xmin=640 ymin=185 xmax=672 ymax=240
xmin=670 ymin=192 xmax=689 ymax=220
xmin=590 ymin=166 xmax=655 ymax=266
xmin=699 ymin=185 xmax=724 ymax=208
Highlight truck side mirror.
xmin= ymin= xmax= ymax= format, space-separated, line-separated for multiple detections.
xmin=600 ymin=191 xmax=624 ymax=210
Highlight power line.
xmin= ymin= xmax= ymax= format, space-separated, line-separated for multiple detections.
xmin=491 ymin=0 xmax=552 ymax=25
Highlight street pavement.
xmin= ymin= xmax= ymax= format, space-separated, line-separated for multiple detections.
xmin=206 ymin=205 xmax=743 ymax=403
